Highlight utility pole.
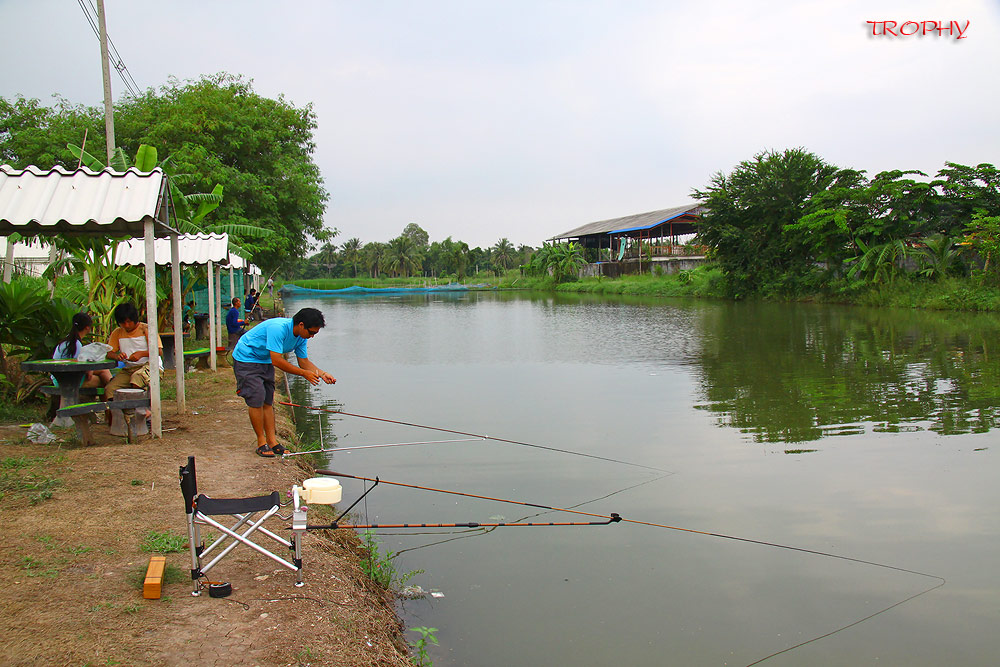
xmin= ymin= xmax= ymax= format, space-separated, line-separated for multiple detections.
xmin=97 ymin=0 xmax=116 ymax=166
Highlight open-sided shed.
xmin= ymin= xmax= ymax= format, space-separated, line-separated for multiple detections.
xmin=549 ymin=203 xmax=704 ymax=256
xmin=0 ymin=164 xmax=189 ymax=435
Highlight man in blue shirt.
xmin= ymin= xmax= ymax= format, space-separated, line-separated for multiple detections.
xmin=232 ymin=307 xmax=336 ymax=457
xmin=225 ymin=297 xmax=245 ymax=350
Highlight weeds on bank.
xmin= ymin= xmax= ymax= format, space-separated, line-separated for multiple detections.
xmin=408 ymin=626 xmax=439 ymax=667
xmin=360 ymin=530 xmax=423 ymax=590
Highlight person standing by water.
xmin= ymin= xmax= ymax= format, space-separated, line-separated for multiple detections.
xmin=231 ymin=307 xmax=336 ymax=458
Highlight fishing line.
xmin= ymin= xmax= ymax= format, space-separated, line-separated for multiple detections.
xmin=319 ymin=469 xmax=946 ymax=665
xmin=280 ymin=401 xmax=671 ymax=473
xmin=283 ymin=437 xmax=486 ymax=458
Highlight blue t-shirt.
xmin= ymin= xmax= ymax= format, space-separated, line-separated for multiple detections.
xmin=232 ymin=317 xmax=308 ymax=364
xmin=226 ymin=307 xmax=242 ymax=334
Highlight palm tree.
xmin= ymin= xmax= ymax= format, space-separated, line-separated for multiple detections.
xmin=386 ymin=235 xmax=421 ymax=277
xmin=848 ymin=238 xmax=910 ymax=284
xmin=363 ymin=242 xmax=387 ymax=278
xmin=916 ymin=235 xmax=965 ymax=280
xmin=491 ymin=238 xmax=515 ymax=275
xmin=315 ymin=242 xmax=339 ymax=274
xmin=341 ymin=238 xmax=362 ymax=277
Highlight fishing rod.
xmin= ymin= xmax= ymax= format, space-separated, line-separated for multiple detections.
xmin=310 ymin=518 xmax=621 ymax=530
xmin=319 ymin=470 xmax=946 ymax=666
xmin=318 ymin=470 xmax=943 ymax=580
xmin=280 ymin=401 xmax=671 ymax=473
xmin=282 ymin=437 xmax=485 ymax=458
xmin=302 ymin=472 xmax=620 ymax=530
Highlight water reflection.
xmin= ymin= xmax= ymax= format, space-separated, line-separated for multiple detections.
xmin=694 ymin=302 xmax=1000 ymax=442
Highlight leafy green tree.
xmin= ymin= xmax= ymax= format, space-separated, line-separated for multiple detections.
xmin=0 ymin=96 xmax=94 ymax=169
xmin=693 ymin=148 xmax=840 ymax=297
xmin=790 ymin=169 xmax=939 ymax=275
xmin=963 ymin=211 xmax=1000 ymax=279
xmin=547 ymin=242 xmax=585 ymax=282
xmin=2 ymin=74 xmax=329 ymax=273
xmin=114 ymin=74 xmax=327 ymax=271
xmin=400 ymin=223 xmax=430 ymax=250
xmin=934 ymin=162 xmax=1000 ymax=232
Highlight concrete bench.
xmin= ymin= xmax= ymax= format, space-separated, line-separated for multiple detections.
xmin=43 ymin=386 xmax=105 ymax=425
xmin=40 ymin=385 xmax=104 ymax=398
xmin=55 ymin=401 xmax=109 ymax=446
xmin=107 ymin=388 xmax=152 ymax=443
xmin=182 ymin=347 xmax=229 ymax=370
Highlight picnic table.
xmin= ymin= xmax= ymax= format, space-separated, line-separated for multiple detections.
xmin=20 ymin=358 xmax=118 ymax=444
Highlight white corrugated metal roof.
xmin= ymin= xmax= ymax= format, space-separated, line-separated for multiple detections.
xmin=113 ymin=233 xmax=231 ymax=266
xmin=0 ymin=164 xmax=175 ymax=237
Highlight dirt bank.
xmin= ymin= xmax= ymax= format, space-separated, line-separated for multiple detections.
xmin=0 ymin=368 xmax=410 ymax=666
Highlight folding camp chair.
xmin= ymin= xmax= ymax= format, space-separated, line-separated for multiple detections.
xmin=179 ymin=456 xmax=305 ymax=596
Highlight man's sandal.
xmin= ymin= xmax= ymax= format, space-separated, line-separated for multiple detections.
xmin=255 ymin=444 xmax=276 ymax=458
xmin=271 ymin=444 xmax=287 ymax=456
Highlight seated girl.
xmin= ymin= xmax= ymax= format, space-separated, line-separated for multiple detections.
xmin=53 ymin=312 xmax=113 ymax=388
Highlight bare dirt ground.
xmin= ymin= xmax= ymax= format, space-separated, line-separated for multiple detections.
xmin=0 ymin=367 xmax=410 ymax=667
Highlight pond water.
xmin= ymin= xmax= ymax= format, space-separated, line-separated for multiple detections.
xmin=283 ymin=291 xmax=1000 ymax=666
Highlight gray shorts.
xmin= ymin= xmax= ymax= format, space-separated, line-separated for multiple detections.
xmin=233 ymin=360 xmax=275 ymax=408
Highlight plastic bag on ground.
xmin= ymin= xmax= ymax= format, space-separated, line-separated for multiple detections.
xmin=27 ymin=423 xmax=57 ymax=444
xmin=77 ymin=342 xmax=112 ymax=362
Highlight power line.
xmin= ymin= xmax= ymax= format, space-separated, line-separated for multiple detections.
xmin=76 ymin=0 xmax=141 ymax=98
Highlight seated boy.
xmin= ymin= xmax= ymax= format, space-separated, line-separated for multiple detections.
xmin=105 ymin=302 xmax=163 ymax=396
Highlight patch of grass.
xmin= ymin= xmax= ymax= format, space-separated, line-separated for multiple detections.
xmin=0 ymin=400 xmax=46 ymax=425
xmin=784 ymin=449 xmax=818 ymax=454
xmin=140 ymin=530 xmax=187 ymax=553
xmin=295 ymin=647 xmax=318 ymax=665
xmin=126 ymin=562 xmax=187 ymax=591
xmin=0 ymin=453 xmax=65 ymax=505
xmin=2 ymin=455 xmax=45 ymax=470
xmin=130 ymin=479 xmax=144 ymax=486
xmin=0 ymin=469 xmax=63 ymax=504
xmin=19 ymin=555 xmax=58 ymax=578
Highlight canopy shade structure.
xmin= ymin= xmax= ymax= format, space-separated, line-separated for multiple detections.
xmin=0 ymin=165 xmax=178 ymax=237
xmin=0 ymin=164 xmax=188 ymax=436
xmin=114 ymin=233 xmax=231 ymax=266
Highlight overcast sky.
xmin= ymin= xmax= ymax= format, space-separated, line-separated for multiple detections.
xmin=2 ymin=1 xmax=999 ymax=249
